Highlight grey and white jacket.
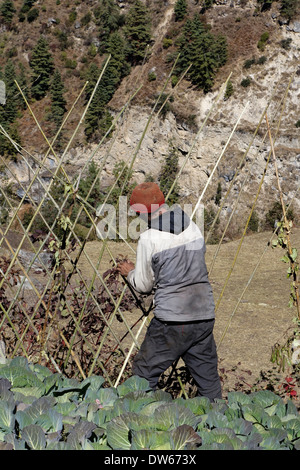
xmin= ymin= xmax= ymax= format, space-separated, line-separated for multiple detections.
xmin=127 ymin=206 xmax=215 ymax=322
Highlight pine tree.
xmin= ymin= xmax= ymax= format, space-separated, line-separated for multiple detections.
xmin=174 ymin=0 xmax=187 ymax=21
xmin=30 ymin=37 xmax=54 ymax=100
xmin=84 ymin=63 xmax=104 ymax=139
xmin=124 ymin=0 xmax=151 ymax=65
xmin=0 ymin=0 xmax=16 ymax=26
xmin=84 ymin=33 xmax=130 ymax=140
xmin=215 ymin=182 xmax=222 ymax=206
xmin=0 ymin=123 xmax=21 ymax=158
xmin=159 ymin=144 xmax=181 ymax=205
xmin=94 ymin=0 xmax=124 ymax=53
xmin=280 ymin=0 xmax=298 ymax=19
xmin=49 ymin=70 xmax=66 ymax=131
xmin=176 ymin=15 xmax=227 ymax=93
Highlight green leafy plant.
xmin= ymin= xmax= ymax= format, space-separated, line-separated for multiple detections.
xmin=0 ymin=354 xmax=299 ymax=450
xmin=257 ymin=31 xmax=270 ymax=51
xmin=241 ymin=77 xmax=251 ymax=88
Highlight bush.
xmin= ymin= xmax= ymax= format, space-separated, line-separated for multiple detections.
xmin=163 ymin=37 xmax=173 ymax=49
xmin=257 ymin=31 xmax=270 ymax=51
xmin=241 ymin=77 xmax=251 ymax=88
xmin=265 ymin=201 xmax=295 ymax=229
xmin=148 ymin=71 xmax=156 ymax=81
xmin=280 ymin=38 xmax=292 ymax=50
xmin=257 ymin=55 xmax=267 ymax=65
xmin=247 ymin=210 xmax=259 ymax=232
xmin=224 ymin=79 xmax=234 ymax=100
xmin=27 ymin=7 xmax=39 ymax=22
xmin=243 ymin=58 xmax=256 ymax=69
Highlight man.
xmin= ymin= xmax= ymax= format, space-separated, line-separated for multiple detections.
xmin=117 ymin=182 xmax=222 ymax=401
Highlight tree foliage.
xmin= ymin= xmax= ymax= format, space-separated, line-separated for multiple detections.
xmin=94 ymin=0 xmax=125 ymax=53
xmin=49 ymin=70 xmax=66 ymax=131
xmin=159 ymin=144 xmax=181 ymax=205
xmin=176 ymin=15 xmax=227 ymax=93
xmin=123 ymin=0 xmax=152 ymax=65
xmin=84 ymin=32 xmax=130 ymax=140
xmin=30 ymin=37 xmax=54 ymax=100
xmin=0 ymin=0 xmax=16 ymax=26
xmin=174 ymin=0 xmax=187 ymax=21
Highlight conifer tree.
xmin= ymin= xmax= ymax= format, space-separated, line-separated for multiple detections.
xmin=174 ymin=0 xmax=187 ymax=21
xmin=16 ymin=63 xmax=28 ymax=109
xmin=49 ymin=70 xmax=66 ymax=131
xmin=0 ymin=0 xmax=16 ymax=26
xmin=30 ymin=37 xmax=54 ymax=100
xmin=84 ymin=33 xmax=130 ymax=139
xmin=94 ymin=0 xmax=124 ymax=53
xmin=176 ymin=15 xmax=227 ymax=93
xmin=124 ymin=0 xmax=151 ymax=65
xmin=159 ymin=144 xmax=180 ymax=205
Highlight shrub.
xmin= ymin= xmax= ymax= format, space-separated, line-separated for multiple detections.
xmin=257 ymin=55 xmax=267 ymax=65
xmin=247 ymin=210 xmax=259 ymax=232
xmin=171 ymin=75 xmax=179 ymax=88
xmin=224 ymin=79 xmax=234 ymax=100
xmin=265 ymin=201 xmax=295 ymax=229
xmin=241 ymin=77 xmax=251 ymax=87
xmin=27 ymin=7 xmax=39 ymax=22
xmin=257 ymin=31 xmax=270 ymax=51
xmin=243 ymin=58 xmax=256 ymax=69
xmin=280 ymin=38 xmax=292 ymax=50
xmin=163 ymin=37 xmax=173 ymax=49
xmin=148 ymin=71 xmax=156 ymax=81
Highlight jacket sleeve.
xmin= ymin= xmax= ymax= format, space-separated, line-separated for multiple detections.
xmin=127 ymin=235 xmax=155 ymax=294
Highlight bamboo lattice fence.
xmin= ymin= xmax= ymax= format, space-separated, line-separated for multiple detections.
xmin=0 ymin=59 xmax=299 ymax=391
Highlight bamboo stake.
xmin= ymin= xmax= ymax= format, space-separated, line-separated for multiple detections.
xmin=114 ymin=315 xmax=149 ymax=387
xmin=265 ymin=114 xmax=300 ymax=319
xmin=216 ymin=74 xmax=294 ymax=348
xmin=166 ymin=72 xmax=233 ymax=202
xmin=216 ymin=185 xmax=300 ymax=351
xmin=191 ymin=101 xmax=249 ymax=220
xmin=208 ymin=83 xmax=288 ymax=275
xmin=205 ymin=80 xmax=280 ymax=246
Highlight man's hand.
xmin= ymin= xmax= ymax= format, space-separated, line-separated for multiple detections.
xmin=117 ymin=260 xmax=135 ymax=277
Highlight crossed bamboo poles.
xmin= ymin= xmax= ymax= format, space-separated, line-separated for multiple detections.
xmin=0 ymin=56 xmax=297 ymax=390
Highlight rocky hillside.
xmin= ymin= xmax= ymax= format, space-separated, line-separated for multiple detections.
xmin=0 ymin=0 xmax=299 ymax=239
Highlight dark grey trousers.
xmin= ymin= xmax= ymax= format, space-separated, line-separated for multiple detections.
xmin=132 ymin=317 xmax=222 ymax=401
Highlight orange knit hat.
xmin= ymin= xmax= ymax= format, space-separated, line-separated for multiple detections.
xmin=130 ymin=183 xmax=165 ymax=213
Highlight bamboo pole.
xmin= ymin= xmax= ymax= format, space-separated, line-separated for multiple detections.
xmin=265 ymin=115 xmax=300 ymax=319
xmin=208 ymin=81 xmax=289 ymax=275
xmin=216 ymin=76 xmax=293 ymax=348
xmin=191 ymin=101 xmax=249 ymax=220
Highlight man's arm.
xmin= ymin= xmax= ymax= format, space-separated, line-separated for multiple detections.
xmin=117 ymin=237 xmax=155 ymax=294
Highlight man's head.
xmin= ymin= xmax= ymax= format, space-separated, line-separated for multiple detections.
xmin=130 ymin=182 xmax=165 ymax=214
